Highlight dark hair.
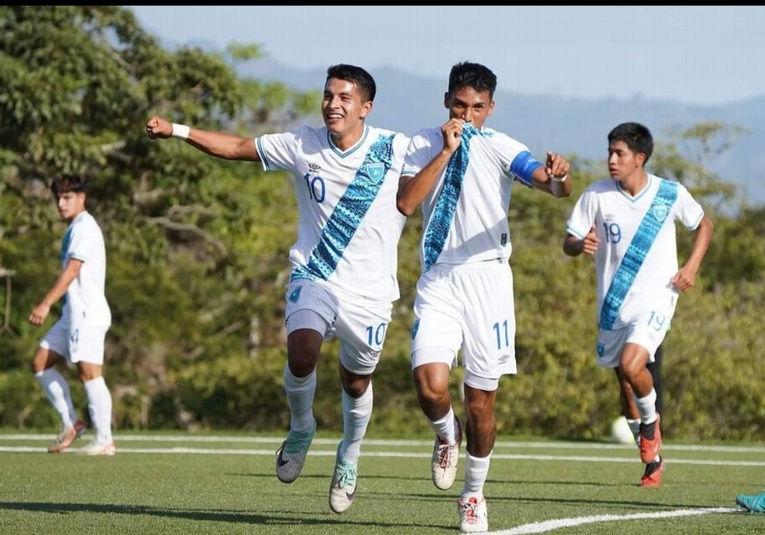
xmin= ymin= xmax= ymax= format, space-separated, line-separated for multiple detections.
xmin=448 ymin=61 xmax=497 ymax=99
xmin=608 ymin=122 xmax=654 ymax=163
xmin=326 ymin=64 xmax=376 ymax=103
xmin=51 ymin=173 xmax=88 ymax=197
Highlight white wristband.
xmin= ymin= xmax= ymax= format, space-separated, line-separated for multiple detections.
xmin=171 ymin=123 xmax=190 ymax=140
xmin=552 ymin=174 xmax=568 ymax=183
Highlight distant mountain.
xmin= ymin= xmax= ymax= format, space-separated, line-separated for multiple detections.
xmin=237 ymin=57 xmax=765 ymax=206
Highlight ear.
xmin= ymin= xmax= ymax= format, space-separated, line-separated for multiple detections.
xmin=360 ymin=100 xmax=374 ymax=118
xmin=487 ymin=99 xmax=495 ymax=116
xmin=443 ymin=92 xmax=450 ymax=109
xmin=636 ymin=152 xmax=647 ymax=167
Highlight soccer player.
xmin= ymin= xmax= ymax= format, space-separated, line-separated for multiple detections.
xmin=29 ymin=173 xmax=116 ymax=456
xmin=397 ymin=61 xmax=572 ymax=533
xmin=563 ymin=122 xmax=713 ymax=488
xmin=146 ymin=64 xmax=409 ymax=514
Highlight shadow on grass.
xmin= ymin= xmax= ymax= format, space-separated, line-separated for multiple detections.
xmin=0 ymin=501 xmax=452 ymax=529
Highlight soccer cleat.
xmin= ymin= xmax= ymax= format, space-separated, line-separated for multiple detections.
xmin=275 ymin=419 xmax=316 ymax=483
xmin=640 ymin=457 xmax=665 ymax=488
xmin=432 ymin=416 xmax=462 ymax=490
xmin=47 ymin=419 xmax=87 ymax=454
xmin=328 ymin=442 xmax=358 ymax=514
xmin=79 ymin=440 xmax=116 ymax=456
xmin=458 ymin=495 xmax=488 ymax=533
xmin=736 ymin=492 xmax=765 ymax=513
xmin=639 ymin=414 xmax=662 ymax=464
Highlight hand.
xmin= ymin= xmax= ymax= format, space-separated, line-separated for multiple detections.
xmin=146 ymin=116 xmax=173 ymax=139
xmin=29 ymin=303 xmax=51 ymax=326
xmin=440 ymin=118 xmax=464 ymax=154
xmin=581 ymin=225 xmax=599 ymax=256
xmin=545 ymin=152 xmax=570 ymax=180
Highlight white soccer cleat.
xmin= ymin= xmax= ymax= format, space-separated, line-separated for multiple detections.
xmin=458 ymin=495 xmax=488 ymax=533
xmin=328 ymin=442 xmax=358 ymax=514
xmin=79 ymin=440 xmax=116 ymax=456
xmin=432 ymin=416 xmax=462 ymax=490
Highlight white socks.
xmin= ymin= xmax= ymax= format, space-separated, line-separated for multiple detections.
xmin=84 ymin=376 xmax=113 ymax=444
xmin=284 ymin=367 xmax=317 ymax=432
xmin=35 ymin=368 xmax=76 ymax=428
xmin=340 ymin=382 xmax=373 ymax=463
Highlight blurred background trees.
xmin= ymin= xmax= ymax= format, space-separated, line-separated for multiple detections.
xmin=0 ymin=6 xmax=762 ymax=440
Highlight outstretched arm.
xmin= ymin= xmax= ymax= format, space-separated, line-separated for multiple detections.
xmin=146 ymin=115 xmax=260 ymax=162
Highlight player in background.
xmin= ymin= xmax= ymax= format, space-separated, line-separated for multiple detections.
xmin=29 ymin=173 xmax=116 ymax=456
xmin=563 ymin=122 xmax=713 ymax=488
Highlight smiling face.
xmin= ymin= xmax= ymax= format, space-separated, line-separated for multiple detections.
xmin=444 ymin=86 xmax=494 ymax=128
xmin=321 ymin=77 xmax=373 ymax=148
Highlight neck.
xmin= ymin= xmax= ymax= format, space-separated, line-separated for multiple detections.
xmin=619 ymin=170 xmax=648 ymax=196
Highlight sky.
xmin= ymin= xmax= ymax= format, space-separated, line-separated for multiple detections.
xmin=128 ymin=6 xmax=765 ymax=106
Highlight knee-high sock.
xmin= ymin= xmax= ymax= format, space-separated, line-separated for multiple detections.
xmin=339 ymin=383 xmax=373 ymax=464
xmin=284 ymin=367 xmax=316 ymax=432
xmin=461 ymin=451 xmax=492 ymax=498
xmin=430 ymin=407 xmax=457 ymax=444
xmin=634 ymin=388 xmax=658 ymax=425
xmin=35 ymin=368 xmax=76 ymax=428
xmin=84 ymin=376 xmax=112 ymax=444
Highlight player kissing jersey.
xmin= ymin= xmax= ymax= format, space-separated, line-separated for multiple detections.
xmin=256 ymin=124 xmax=409 ymax=305
xmin=402 ymin=123 xmax=542 ymax=271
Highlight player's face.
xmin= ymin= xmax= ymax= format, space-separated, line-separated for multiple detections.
xmin=322 ymin=78 xmax=372 ymax=140
xmin=56 ymin=191 xmax=86 ymax=222
xmin=444 ymin=87 xmax=494 ymax=128
xmin=607 ymin=141 xmax=645 ymax=182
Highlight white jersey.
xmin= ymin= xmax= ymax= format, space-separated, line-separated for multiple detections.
xmin=256 ymin=124 xmax=409 ymax=305
xmin=402 ymin=123 xmax=542 ymax=271
xmin=565 ymin=174 xmax=705 ymax=330
xmin=61 ymin=211 xmax=111 ymax=327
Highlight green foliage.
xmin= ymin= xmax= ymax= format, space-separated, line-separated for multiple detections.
xmin=0 ymin=7 xmax=762 ymax=440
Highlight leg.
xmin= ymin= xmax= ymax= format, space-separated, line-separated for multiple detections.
xmin=329 ymin=365 xmax=371 ymax=514
xmin=647 ymin=343 xmax=664 ymax=418
xmin=620 ymin=343 xmax=664 ymax=483
xmin=275 ymin=325 xmax=323 ymax=483
xmin=414 ymin=361 xmax=462 ymax=491
xmin=77 ymin=361 xmax=113 ymax=447
xmin=32 ymin=346 xmax=76 ymax=427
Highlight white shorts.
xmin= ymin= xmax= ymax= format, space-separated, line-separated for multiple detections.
xmin=285 ymin=281 xmax=392 ymax=376
xmin=39 ymin=318 xmax=109 ymax=365
xmin=410 ymin=259 xmax=517 ymax=391
xmin=596 ymin=310 xmax=673 ymax=368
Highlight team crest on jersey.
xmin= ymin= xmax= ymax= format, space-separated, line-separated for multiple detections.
xmin=363 ymin=163 xmax=385 ymax=182
xmin=651 ymin=204 xmax=669 ymax=223
xmin=288 ymin=286 xmax=302 ymax=303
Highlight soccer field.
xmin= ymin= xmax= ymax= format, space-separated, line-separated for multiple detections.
xmin=0 ymin=431 xmax=763 ymax=534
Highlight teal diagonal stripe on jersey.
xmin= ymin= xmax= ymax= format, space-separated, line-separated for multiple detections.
xmin=599 ymin=179 xmax=678 ymax=329
xmin=292 ymin=134 xmax=397 ymax=282
xmin=423 ymin=123 xmax=481 ymax=271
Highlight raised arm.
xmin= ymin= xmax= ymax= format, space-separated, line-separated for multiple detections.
xmin=146 ymin=115 xmax=260 ymax=162
xmin=396 ymin=119 xmax=463 ymax=217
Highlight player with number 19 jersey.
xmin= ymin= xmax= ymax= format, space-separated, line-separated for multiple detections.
xmin=565 ymin=174 xmax=705 ymax=330
xmin=256 ymin=124 xmax=409 ymax=306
